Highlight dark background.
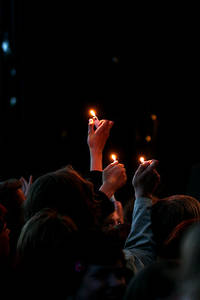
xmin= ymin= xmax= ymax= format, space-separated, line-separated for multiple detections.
xmin=1 ymin=1 xmax=200 ymax=201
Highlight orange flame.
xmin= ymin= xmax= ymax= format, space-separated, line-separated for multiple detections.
xmin=89 ymin=109 xmax=96 ymax=117
xmin=139 ymin=156 xmax=145 ymax=164
xmin=111 ymin=154 xmax=117 ymax=162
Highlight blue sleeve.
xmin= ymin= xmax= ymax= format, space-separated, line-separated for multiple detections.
xmin=124 ymin=197 xmax=156 ymax=272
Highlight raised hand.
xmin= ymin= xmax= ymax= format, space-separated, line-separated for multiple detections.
xmin=19 ymin=175 xmax=33 ymax=199
xmin=87 ymin=119 xmax=114 ymax=171
xmin=100 ymin=161 xmax=127 ymax=199
xmin=132 ymin=159 xmax=160 ymax=199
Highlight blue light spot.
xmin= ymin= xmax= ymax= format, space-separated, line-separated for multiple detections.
xmin=1 ymin=40 xmax=11 ymax=54
xmin=10 ymin=97 xmax=17 ymax=106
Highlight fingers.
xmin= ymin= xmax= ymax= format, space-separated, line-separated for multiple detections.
xmin=88 ymin=118 xmax=95 ymax=135
xmin=136 ymin=159 xmax=159 ymax=175
xmin=88 ymin=119 xmax=113 ymax=137
xmin=96 ymin=119 xmax=114 ymax=135
xmin=104 ymin=160 xmax=119 ymax=170
xmin=134 ymin=160 xmax=152 ymax=176
xmin=28 ymin=175 xmax=33 ymax=185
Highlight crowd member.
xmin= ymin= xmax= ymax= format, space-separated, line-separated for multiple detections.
xmin=4 ymin=114 xmax=200 ymax=299
xmin=68 ymin=228 xmax=129 ymax=300
xmin=87 ymin=117 xmax=125 ymax=229
xmin=123 ymin=259 xmax=179 ymax=300
xmin=123 ymin=185 xmax=200 ymax=299
xmin=174 ymin=221 xmax=200 ymax=300
xmin=14 ymin=207 xmax=131 ymax=300
xmin=23 ymin=162 xmax=126 ymax=230
xmin=151 ymin=194 xmax=200 ymax=260
xmin=123 ymin=159 xmax=160 ymax=274
xmin=23 ymin=118 xmax=127 ymax=232
xmin=14 ymin=208 xmax=79 ymax=299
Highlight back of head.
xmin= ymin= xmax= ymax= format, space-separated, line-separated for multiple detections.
xmin=175 ymin=223 xmax=200 ymax=300
xmin=123 ymin=260 xmax=179 ymax=300
xmin=16 ymin=208 xmax=79 ymax=298
xmin=23 ymin=165 xmax=96 ymax=229
xmin=151 ymin=194 xmax=200 ymax=259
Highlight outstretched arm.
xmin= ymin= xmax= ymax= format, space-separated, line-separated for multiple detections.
xmin=124 ymin=159 xmax=160 ymax=272
xmin=87 ymin=118 xmax=113 ymax=171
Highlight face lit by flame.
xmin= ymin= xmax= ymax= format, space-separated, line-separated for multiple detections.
xmin=89 ymin=109 xmax=96 ymax=117
xmin=111 ymin=154 xmax=117 ymax=162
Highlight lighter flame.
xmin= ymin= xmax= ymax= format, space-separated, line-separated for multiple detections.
xmin=139 ymin=156 xmax=145 ymax=164
xmin=89 ymin=109 xmax=96 ymax=117
xmin=111 ymin=154 xmax=117 ymax=162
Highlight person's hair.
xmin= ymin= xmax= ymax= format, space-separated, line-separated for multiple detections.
xmin=15 ymin=208 xmax=79 ymax=298
xmin=176 ymin=222 xmax=200 ymax=300
xmin=73 ymin=227 xmax=129 ymax=292
xmin=162 ymin=218 xmax=200 ymax=259
xmin=123 ymin=259 xmax=179 ymax=300
xmin=151 ymin=194 xmax=200 ymax=259
xmin=23 ymin=165 xmax=97 ymax=228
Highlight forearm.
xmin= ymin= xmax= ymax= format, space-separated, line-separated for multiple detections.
xmin=90 ymin=151 xmax=103 ymax=171
xmin=124 ymin=196 xmax=156 ymax=266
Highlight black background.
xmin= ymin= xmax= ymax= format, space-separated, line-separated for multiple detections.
xmin=1 ymin=1 xmax=200 ymax=201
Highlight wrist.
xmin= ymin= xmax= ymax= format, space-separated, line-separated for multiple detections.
xmin=99 ymin=183 xmax=115 ymax=199
xmin=90 ymin=152 xmax=103 ymax=171
xmin=90 ymin=149 xmax=103 ymax=157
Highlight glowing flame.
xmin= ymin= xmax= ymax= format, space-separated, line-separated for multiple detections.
xmin=89 ymin=109 xmax=96 ymax=117
xmin=139 ymin=156 xmax=145 ymax=164
xmin=111 ymin=154 xmax=117 ymax=162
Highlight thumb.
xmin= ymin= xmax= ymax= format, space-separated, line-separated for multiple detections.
xmin=88 ymin=118 xmax=95 ymax=134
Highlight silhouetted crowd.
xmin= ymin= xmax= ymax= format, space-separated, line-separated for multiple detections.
xmin=1 ymin=116 xmax=200 ymax=299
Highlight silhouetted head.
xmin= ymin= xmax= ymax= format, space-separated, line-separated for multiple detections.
xmin=123 ymin=259 xmax=179 ymax=300
xmin=73 ymin=228 xmax=128 ymax=300
xmin=24 ymin=165 xmax=97 ymax=229
xmin=151 ymin=194 xmax=200 ymax=259
xmin=16 ymin=208 xmax=79 ymax=299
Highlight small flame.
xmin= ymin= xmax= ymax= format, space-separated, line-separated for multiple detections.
xmin=111 ymin=154 xmax=117 ymax=162
xmin=89 ymin=109 xmax=96 ymax=117
xmin=139 ymin=156 xmax=145 ymax=164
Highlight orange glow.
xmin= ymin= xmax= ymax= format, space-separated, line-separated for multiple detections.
xmin=151 ymin=114 xmax=157 ymax=121
xmin=111 ymin=154 xmax=117 ymax=162
xmin=145 ymin=135 xmax=151 ymax=142
xmin=89 ymin=109 xmax=96 ymax=117
xmin=139 ymin=156 xmax=145 ymax=164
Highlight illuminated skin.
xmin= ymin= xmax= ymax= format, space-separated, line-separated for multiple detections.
xmin=89 ymin=110 xmax=100 ymax=128
xmin=87 ymin=116 xmax=114 ymax=171
xmin=102 ymin=211 xmax=122 ymax=231
xmin=87 ymin=113 xmax=127 ymax=199
xmin=111 ymin=154 xmax=117 ymax=163
xmin=100 ymin=162 xmax=127 ymax=199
